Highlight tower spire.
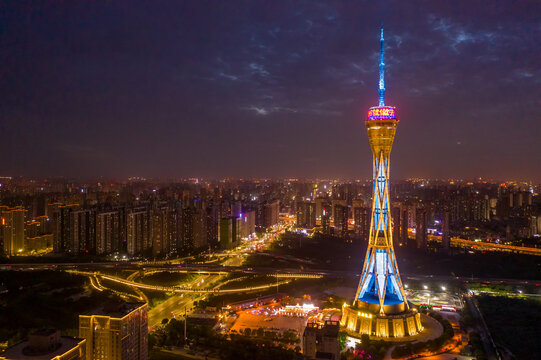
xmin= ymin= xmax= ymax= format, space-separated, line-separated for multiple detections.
xmin=378 ymin=28 xmax=385 ymax=107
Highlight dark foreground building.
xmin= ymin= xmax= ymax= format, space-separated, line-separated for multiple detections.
xmin=302 ymin=321 xmax=340 ymax=360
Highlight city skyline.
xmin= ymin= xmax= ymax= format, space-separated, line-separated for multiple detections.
xmin=1 ymin=3 xmax=540 ymax=357
xmin=1 ymin=1 xmax=540 ymax=181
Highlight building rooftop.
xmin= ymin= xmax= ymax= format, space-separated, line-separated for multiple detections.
xmin=304 ymin=321 xmax=339 ymax=338
xmin=82 ymin=301 xmax=145 ymax=319
xmin=31 ymin=329 xmax=57 ymax=337
xmin=0 ymin=336 xmax=83 ymax=360
xmin=322 ymin=322 xmax=339 ymax=338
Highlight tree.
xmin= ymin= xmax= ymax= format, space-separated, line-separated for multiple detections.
xmin=360 ymin=334 xmax=370 ymax=349
xmin=339 ymin=330 xmax=348 ymax=350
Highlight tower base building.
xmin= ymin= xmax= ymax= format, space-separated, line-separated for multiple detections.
xmin=341 ymin=304 xmax=422 ymax=338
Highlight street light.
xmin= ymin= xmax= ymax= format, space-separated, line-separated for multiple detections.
xmin=423 ymin=285 xmax=428 ymax=290
xmin=441 ymin=286 xmax=446 ymax=291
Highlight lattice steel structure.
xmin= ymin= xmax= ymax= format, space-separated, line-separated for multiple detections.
xmin=341 ymin=29 xmax=422 ymax=338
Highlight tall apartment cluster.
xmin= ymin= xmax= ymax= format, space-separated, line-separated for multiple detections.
xmin=0 ymin=189 xmax=280 ymax=257
xmin=295 ymin=197 xmax=370 ymax=241
xmin=292 ymin=179 xmax=541 ymax=248
xmin=46 ymin=199 xmax=273 ymax=256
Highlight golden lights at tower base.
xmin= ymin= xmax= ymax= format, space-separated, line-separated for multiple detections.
xmin=341 ymin=302 xmax=423 ymax=338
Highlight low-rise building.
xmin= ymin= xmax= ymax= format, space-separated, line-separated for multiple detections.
xmin=0 ymin=329 xmax=86 ymax=360
xmin=302 ymin=320 xmax=340 ymax=360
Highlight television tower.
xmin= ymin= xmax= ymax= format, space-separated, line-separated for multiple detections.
xmin=341 ymin=28 xmax=423 ymax=338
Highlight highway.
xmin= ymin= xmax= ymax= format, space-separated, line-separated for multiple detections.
xmin=11 ymin=262 xmax=541 ymax=288
xmin=147 ymin=274 xmax=214 ymax=329
xmin=407 ymin=230 xmax=541 ymax=256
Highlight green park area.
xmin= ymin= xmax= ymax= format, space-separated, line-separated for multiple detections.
xmin=0 ymin=270 xmax=127 ymax=346
xmin=477 ymin=295 xmax=541 ymax=359
xmin=141 ymin=272 xmax=197 ymax=287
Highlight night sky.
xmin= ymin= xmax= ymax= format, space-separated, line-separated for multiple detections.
xmin=1 ymin=1 xmax=540 ymax=181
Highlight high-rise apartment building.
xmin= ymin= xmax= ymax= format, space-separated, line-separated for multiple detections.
xmin=321 ymin=203 xmax=331 ymax=234
xmin=219 ymin=217 xmax=233 ymax=249
xmin=78 ymin=302 xmax=148 ymax=360
xmin=392 ymin=206 xmax=401 ymax=245
xmin=240 ymin=210 xmax=255 ymax=239
xmin=96 ymin=211 xmax=120 ymax=255
xmin=400 ymin=208 xmax=409 ymax=245
xmin=315 ymin=197 xmax=326 ymax=220
xmin=415 ymin=208 xmax=428 ymax=249
xmin=333 ymin=204 xmax=348 ymax=237
xmin=181 ymin=207 xmax=196 ymax=252
xmin=204 ymin=205 xmax=219 ymax=247
xmin=331 ymin=199 xmax=347 ymax=223
xmin=127 ymin=209 xmax=150 ymax=256
xmin=441 ymin=210 xmax=450 ymax=250
xmin=255 ymin=200 xmax=279 ymax=229
xmin=53 ymin=204 xmax=79 ymax=253
xmin=70 ymin=210 xmax=95 ymax=254
xmin=296 ymin=201 xmax=316 ymax=228
xmin=353 ymin=205 xmax=370 ymax=242
xmin=151 ymin=207 xmax=170 ymax=256
xmin=1 ymin=207 xmax=27 ymax=255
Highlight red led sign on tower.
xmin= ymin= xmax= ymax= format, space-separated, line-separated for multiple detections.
xmin=367 ymin=106 xmax=397 ymax=121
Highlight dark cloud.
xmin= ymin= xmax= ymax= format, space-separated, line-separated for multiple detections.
xmin=0 ymin=0 xmax=540 ymax=180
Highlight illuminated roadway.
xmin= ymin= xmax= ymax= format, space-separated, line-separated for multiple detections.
xmin=2 ymin=217 xmax=539 ymax=327
xmin=407 ymin=230 xmax=541 ymax=256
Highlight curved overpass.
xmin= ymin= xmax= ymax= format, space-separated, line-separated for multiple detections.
xmin=100 ymin=274 xmax=292 ymax=294
xmin=70 ymin=270 xmax=293 ymax=294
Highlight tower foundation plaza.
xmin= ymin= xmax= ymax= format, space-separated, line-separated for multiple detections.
xmin=341 ymin=29 xmax=424 ymax=339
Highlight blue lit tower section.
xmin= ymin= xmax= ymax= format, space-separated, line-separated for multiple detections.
xmin=341 ymin=29 xmax=422 ymax=338
xmin=378 ymin=28 xmax=385 ymax=107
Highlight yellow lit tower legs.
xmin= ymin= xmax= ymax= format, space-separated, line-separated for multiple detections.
xmin=353 ymin=108 xmax=409 ymax=315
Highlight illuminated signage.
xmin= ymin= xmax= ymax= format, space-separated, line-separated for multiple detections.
xmin=367 ymin=106 xmax=397 ymax=121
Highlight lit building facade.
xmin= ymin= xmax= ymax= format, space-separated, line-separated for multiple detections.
xmin=78 ymin=302 xmax=148 ymax=360
xmin=1 ymin=207 xmax=27 ymax=255
xmin=95 ymin=211 xmax=120 ymax=255
xmin=126 ymin=209 xmax=150 ymax=256
xmin=341 ymin=29 xmax=422 ymax=338
xmin=296 ymin=201 xmax=316 ymax=228
xmin=333 ymin=204 xmax=348 ymax=237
